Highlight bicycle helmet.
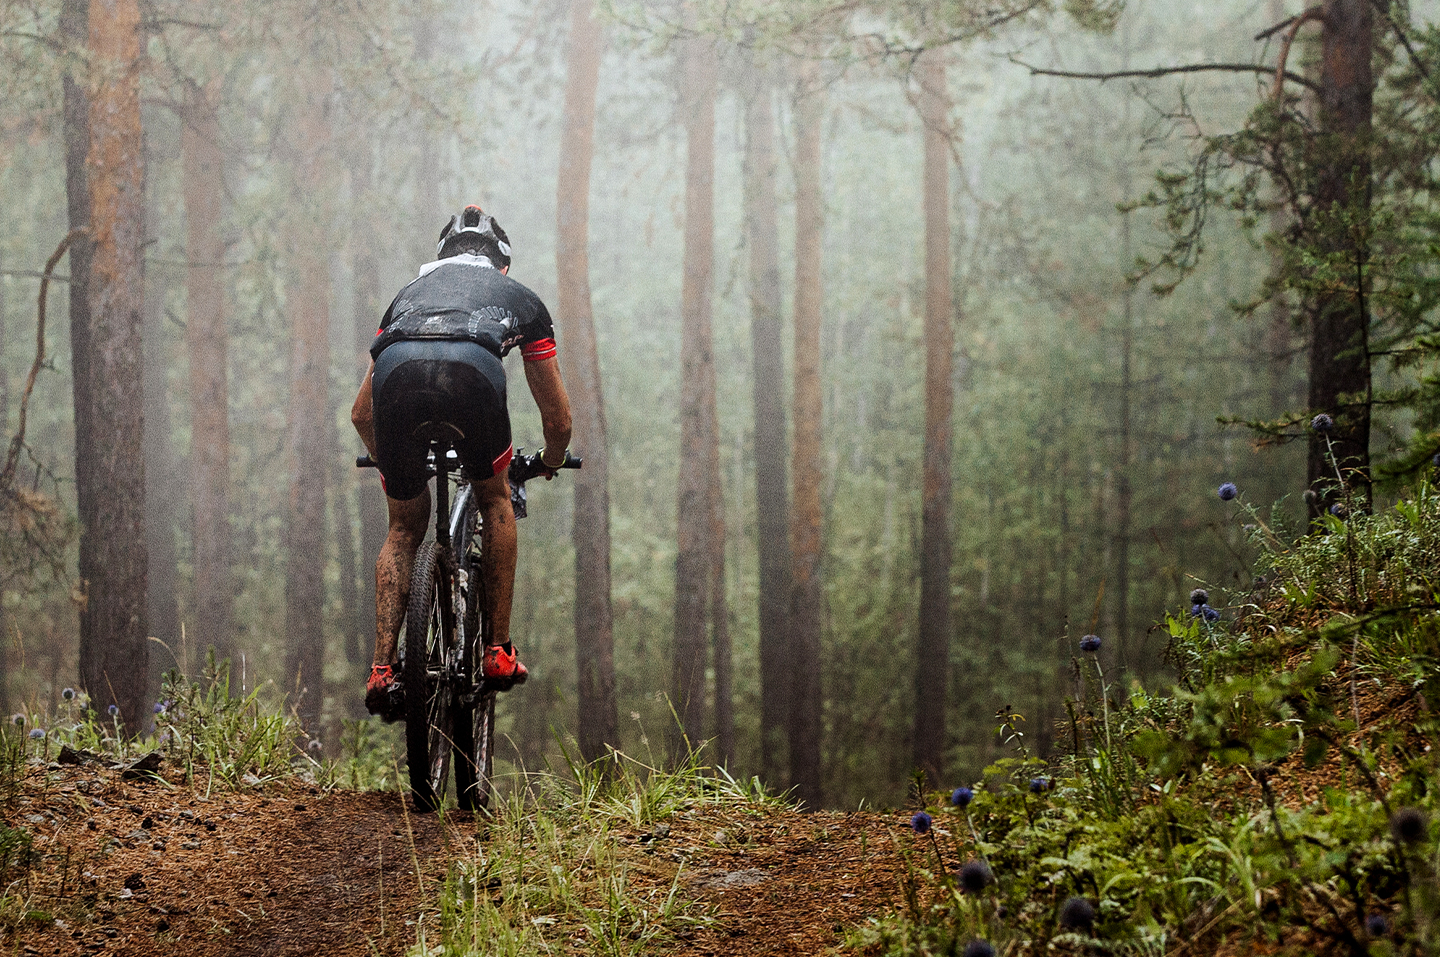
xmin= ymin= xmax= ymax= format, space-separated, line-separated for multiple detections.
xmin=437 ymin=204 xmax=511 ymax=267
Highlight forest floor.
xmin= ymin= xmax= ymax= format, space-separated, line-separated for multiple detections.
xmin=0 ymin=756 xmax=912 ymax=956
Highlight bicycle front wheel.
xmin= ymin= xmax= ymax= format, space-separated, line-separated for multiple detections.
xmin=404 ymin=541 xmax=455 ymax=812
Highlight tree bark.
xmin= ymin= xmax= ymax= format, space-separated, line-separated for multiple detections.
xmin=76 ymin=0 xmax=150 ymax=729
xmin=282 ymin=77 xmax=333 ymax=738
xmin=789 ymin=62 xmax=825 ymax=808
xmin=912 ymin=50 xmax=953 ymax=791
xmin=144 ymin=240 xmax=180 ymax=692
xmin=1306 ymin=0 xmax=1373 ymax=513
xmin=672 ymin=31 xmax=719 ymax=756
xmin=742 ymin=51 xmax=791 ymax=785
xmin=183 ymin=81 xmax=235 ymax=669
xmin=0 ymin=247 xmax=8 ymax=715
xmin=556 ymin=0 xmax=618 ymax=763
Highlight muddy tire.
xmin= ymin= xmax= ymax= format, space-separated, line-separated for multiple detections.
xmin=404 ymin=541 xmax=454 ymax=812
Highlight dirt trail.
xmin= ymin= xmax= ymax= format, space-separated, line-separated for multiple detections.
xmin=2 ymin=761 xmax=911 ymax=956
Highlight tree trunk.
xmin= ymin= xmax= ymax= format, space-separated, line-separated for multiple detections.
xmin=912 ymin=50 xmax=953 ymax=791
xmin=1306 ymin=0 xmax=1373 ymax=513
xmin=282 ymin=77 xmax=333 ymax=738
xmin=556 ymin=0 xmax=618 ymax=763
xmin=183 ymin=82 xmax=235 ymax=670
xmin=789 ymin=62 xmax=825 ymax=808
xmin=346 ymin=137 xmax=388 ymax=674
xmin=672 ymin=31 xmax=719 ymax=756
xmin=0 ymin=247 xmax=8 ymax=715
xmin=76 ymin=0 xmax=150 ymax=729
xmin=742 ymin=52 xmax=791 ymax=785
xmin=144 ymin=240 xmax=180 ymax=692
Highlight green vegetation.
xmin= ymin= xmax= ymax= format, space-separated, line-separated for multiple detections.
xmin=856 ymin=481 xmax=1440 ymax=955
xmin=416 ymin=751 xmax=780 ymax=956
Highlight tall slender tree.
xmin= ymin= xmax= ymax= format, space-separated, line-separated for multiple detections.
xmin=742 ymin=50 xmax=791 ymax=785
xmin=183 ymin=80 xmax=235 ymax=668
xmin=282 ymin=72 xmax=333 ymax=738
xmin=74 ymin=0 xmax=150 ymax=727
xmin=912 ymin=48 xmax=954 ymax=790
xmin=556 ymin=0 xmax=618 ymax=763
xmin=789 ymin=61 xmax=825 ymax=807
xmin=672 ymin=29 xmax=720 ymax=754
xmin=1306 ymin=0 xmax=1373 ymax=512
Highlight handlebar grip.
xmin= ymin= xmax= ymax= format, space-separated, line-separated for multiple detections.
xmin=357 ymin=455 xmax=377 ymax=469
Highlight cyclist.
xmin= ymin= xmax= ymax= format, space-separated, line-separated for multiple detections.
xmin=351 ymin=205 xmax=572 ymax=718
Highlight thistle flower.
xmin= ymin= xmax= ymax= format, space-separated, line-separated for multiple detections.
xmin=961 ymin=942 xmax=996 ymax=957
xmin=958 ymin=860 xmax=992 ymax=893
xmin=910 ymin=811 xmax=932 ymax=834
xmin=951 ymin=786 xmax=974 ymax=808
xmin=9 ymin=714 xmax=23 ymax=727
xmin=1311 ymin=413 xmax=1334 ymax=433
xmin=1390 ymin=807 xmax=1427 ymax=844
xmin=1189 ymin=588 xmax=1209 ymax=606
xmin=1218 ymin=482 xmax=1238 ymax=501
xmin=1202 ymin=606 xmax=1220 ymax=622
xmin=1029 ymin=777 xmax=1050 ymax=794
xmin=27 ymin=728 xmax=43 ymax=740
xmin=307 ymin=739 xmax=323 ymax=754
xmin=1303 ymin=488 xmax=1319 ymax=506
xmin=61 ymin=688 xmax=75 ymax=701
xmin=1059 ymin=895 xmax=1096 ymax=931
xmin=1330 ymin=504 xmax=1346 ymax=518
xmin=1366 ymin=914 xmax=1389 ymax=938
xmin=153 ymin=702 xmax=166 ymax=715
xmin=1079 ymin=634 xmax=1101 ymax=652
xmin=1191 ymin=603 xmax=1205 ymax=617
xmin=1433 ymin=453 xmax=1440 ymax=469
xmin=107 ymin=704 xmax=119 ymax=717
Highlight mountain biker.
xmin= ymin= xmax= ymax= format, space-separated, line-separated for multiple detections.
xmin=351 ymin=205 xmax=572 ymax=718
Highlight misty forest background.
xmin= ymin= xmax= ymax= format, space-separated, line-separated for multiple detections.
xmin=0 ymin=0 xmax=1429 ymax=810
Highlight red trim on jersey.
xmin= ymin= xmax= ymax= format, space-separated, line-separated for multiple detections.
xmin=520 ymin=338 xmax=557 ymax=362
xmin=492 ymin=444 xmax=514 ymax=477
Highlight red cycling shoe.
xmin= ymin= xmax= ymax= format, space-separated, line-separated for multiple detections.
xmin=365 ymin=663 xmax=404 ymax=722
xmin=483 ymin=643 xmax=529 ymax=689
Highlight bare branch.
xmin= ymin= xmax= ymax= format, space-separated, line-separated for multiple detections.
xmin=1009 ymin=57 xmax=1321 ymax=94
xmin=1271 ymin=6 xmax=1323 ymax=101
xmin=2 ymin=229 xmax=84 ymax=490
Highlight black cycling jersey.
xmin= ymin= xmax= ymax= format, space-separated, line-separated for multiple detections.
xmin=370 ymin=254 xmax=556 ymax=362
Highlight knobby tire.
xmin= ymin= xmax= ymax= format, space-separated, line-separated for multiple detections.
xmin=453 ymin=541 xmax=497 ymax=813
xmin=404 ymin=541 xmax=455 ymax=812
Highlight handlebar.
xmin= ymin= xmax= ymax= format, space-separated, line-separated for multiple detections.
xmin=354 ymin=449 xmax=582 ymax=487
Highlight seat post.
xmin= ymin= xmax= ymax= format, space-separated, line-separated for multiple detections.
xmin=434 ymin=443 xmax=452 ymax=552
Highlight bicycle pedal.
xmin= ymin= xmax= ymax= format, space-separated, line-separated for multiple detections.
xmin=382 ymin=684 xmax=406 ymax=723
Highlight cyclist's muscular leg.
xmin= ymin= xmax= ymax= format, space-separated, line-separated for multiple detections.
xmin=474 ymin=471 xmax=527 ymax=685
xmin=474 ymin=472 xmax=515 ymax=644
xmin=373 ymin=487 xmax=431 ymax=666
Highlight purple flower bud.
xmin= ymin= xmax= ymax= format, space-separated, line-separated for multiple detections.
xmin=1310 ymin=413 xmax=1334 ymax=433
xmin=910 ymin=811 xmax=932 ymax=834
xmin=1218 ymin=482 xmax=1238 ymax=501
xmin=1079 ymin=635 xmax=1101 ymax=652
xmin=951 ymin=786 xmax=974 ymax=807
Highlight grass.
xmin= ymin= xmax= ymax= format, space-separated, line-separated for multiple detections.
xmin=854 ymin=480 xmax=1440 ymax=956
xmin=415 ymin=742 xmax=786 ymax=956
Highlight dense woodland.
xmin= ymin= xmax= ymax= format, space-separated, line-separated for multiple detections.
xmin=0 ymin=0 xmax=1436 ymax=810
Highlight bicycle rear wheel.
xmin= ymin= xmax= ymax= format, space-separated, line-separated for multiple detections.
xmin=453 ymin=559 xmax=497 ymax=812
xmin=404 ymin=541 xmax=455 ymax=812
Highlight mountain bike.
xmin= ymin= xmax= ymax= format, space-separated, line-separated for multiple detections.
xmin=359 ymin=440 xmax=578 ymax=812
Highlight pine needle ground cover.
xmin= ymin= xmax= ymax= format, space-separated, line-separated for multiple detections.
xmin=859 ymin=482 xmax=1440 ymax=956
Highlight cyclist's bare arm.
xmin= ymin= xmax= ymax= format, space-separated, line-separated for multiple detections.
xmin=523 ymin=356 xmax=572 ymax=469
xmin=351 ymin=358 xmax=378 ymax=460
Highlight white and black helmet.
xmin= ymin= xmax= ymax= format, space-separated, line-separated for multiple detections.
xmin=437 ymin=205 xmax=511 ymax=266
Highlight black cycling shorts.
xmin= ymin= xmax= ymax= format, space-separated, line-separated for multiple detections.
xmin=371 ymin=340 xmax=512 ymax=501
